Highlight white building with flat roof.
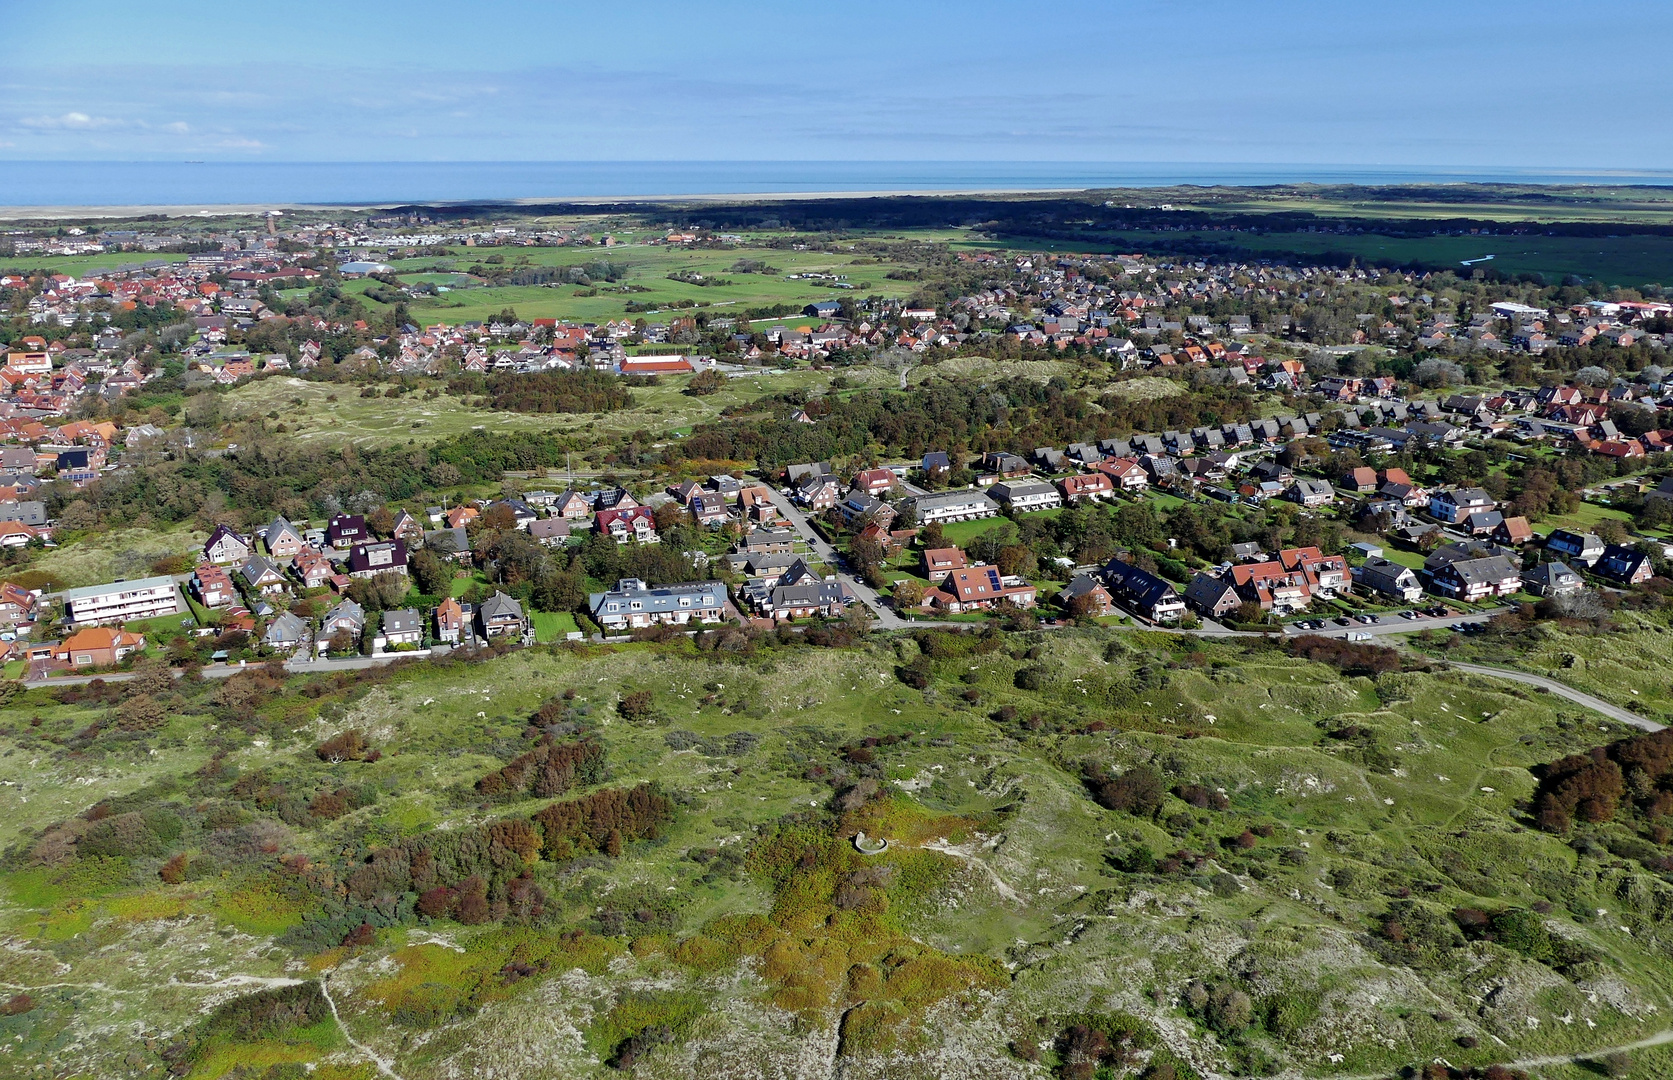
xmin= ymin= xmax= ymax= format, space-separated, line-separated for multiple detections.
xmin=61 ymin=575 xmax=184 ymax=626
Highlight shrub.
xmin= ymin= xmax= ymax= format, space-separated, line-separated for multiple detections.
xmin=1 ymin=994 xmax=33 ymax=1016
xmin=116 ymin=694 xmax=168 ymax=732
xmin=1174 ymin=784 xmax=1230 ymax=811
xmin=1288 ymin=634 xmax=1401 ymax=676
xmin=315 ymin=729 xmax=379 ymax=762
xmin=618 ymin=690 xmax=655 ymax=722
xmin=159 ymin=853 xmax=189 ymax=884
xmin=1086 ymin=766 xmax=1164 ymax=817
xmin=476 ymin=736 xmax=604 ymax=799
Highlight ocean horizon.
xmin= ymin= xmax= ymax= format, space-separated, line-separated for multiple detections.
xmin=2 ymin=160 xmax=1672 ymax=208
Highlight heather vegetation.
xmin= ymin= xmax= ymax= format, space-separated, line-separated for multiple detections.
xmin=1 ymin=629 xmax=1672 ymax=1078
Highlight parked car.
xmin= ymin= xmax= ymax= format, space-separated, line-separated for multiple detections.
xmin=1334 ymin=616 xmax=1353 ymax=626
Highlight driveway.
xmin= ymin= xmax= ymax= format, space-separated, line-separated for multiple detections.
xmin=760 ymin=487 xmax=910 ymax=629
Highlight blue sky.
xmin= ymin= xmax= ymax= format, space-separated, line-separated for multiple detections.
xmin=3 ymin=0 xmax=1670 ymax=166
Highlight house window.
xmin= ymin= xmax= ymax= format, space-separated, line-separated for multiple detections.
xmin=630 ymin=601 xmax=643 ymax=610
xmin=679 ymin=597 xmax=691 ymax=607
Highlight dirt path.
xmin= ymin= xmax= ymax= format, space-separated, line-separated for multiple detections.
xmin=921 ymin=837 xmax=1023 ymax=904
xmin=319 ymin=972 xmax=406 ymax=1080
xmin=1325 ymin=1025 xmax=1673 ymax=1080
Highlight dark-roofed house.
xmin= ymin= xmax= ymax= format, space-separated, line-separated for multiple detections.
xmin=921 ymin=451 xmax=951 ymax=479
xmin=1354 ymin=557 xmax=1424 ymax=602
xmin=1463 ymin=509 xmax=1505 ymax=536
xmin=347 ymin=540 xmax=408 ymax=579
xmin=1426 ymin=555 xmax=1522 ymax=602
xmin=1054 ymin=573 xmax=1110 ymax=616
xmin=478 ymin=591 xmax=528 ymax=638
xmin=989 ymin=479 xmax=1062 ymax=512
xmin=1183 ymin=572 xmax=1241 ymax=618
xmin=263 ymin=611 xmax=308 ymax=651
xmin=1429 ymin=487 xmax=1494 ymax=525
xmin=1525 ymin=561 xmax=1584 ymax=597
xmin=907 ymin=490 xmax=1000 ymax=525
xmin=1286 ymin=479 xmax=1336 ymax=508
xmin=1101 ymin=559 xmax=1186 ymax=622
xmin=1546 ymin=528 xmax=1605 ymax=567
xmin=240 ymin=555 xmax=289 ymax=595
xmin=763 ymin=580 xmax=852 ymax=621
xmin=327 ymin=514 xmax=367 ymax=549
xmin=425 ymin=526 xmax=471 ymax=562
xmin=262 ymin=517 xmax=306 ymax=559
xmin=530 ymin=517 xmax=572 ymax=546
xmin=202 ymin=524 xmax=250 ymax=566
xmin=1595 ymin=544 xmax=1654 ymax=585
xmin=381 ymin=608 xmax=424 ymax=648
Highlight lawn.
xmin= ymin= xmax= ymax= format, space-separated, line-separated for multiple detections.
xmin=120 ymin=592 xmax=200 ymax=639
xmin=530 ymin=610 xmax=580 ymax=642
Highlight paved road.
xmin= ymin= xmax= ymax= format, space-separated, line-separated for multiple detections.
xmin=1279 ymin=607 xmax=1502 ymax=640
xmin=1446 ymin=661 xmax=1661 ymax=732
xmin=759 ymin=487 xmax=909 ymax=629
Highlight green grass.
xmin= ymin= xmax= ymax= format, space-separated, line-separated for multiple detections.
xmin=21 ymin=523 xmax=207 ymax=589
xmin=448 ymin=572 xmax=487 ymax=597
xmin=120 ymin=591 xmax=199 ymax=639
xmin=377 ymin=241 xmax=918 ymax=324
xmin=0 ymin=251 xmax=191 ymax=275
xmin=530 ymin=610 xmax=579 ymax=642
xmin=1 ymin=627 xmax=1669 ymax=1077
xmin=221 ymin=365 xmax=901 ymax=450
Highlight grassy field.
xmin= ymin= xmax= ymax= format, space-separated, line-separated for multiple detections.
xmin=16 ymin=523 xmax=207 ymax=590
xmin=223 ymin=366 xmax=901 ymax=451
xmin=0 ymin=628 xmax=1669 ymax=1077
xmin=0 ymin=250 xmax=192 ymax=276
xmin=363 ymin=240 xmax=920 ymax=324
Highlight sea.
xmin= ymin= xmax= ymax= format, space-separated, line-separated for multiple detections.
xmin=2 ymin=160 xmax=1672 ymax=208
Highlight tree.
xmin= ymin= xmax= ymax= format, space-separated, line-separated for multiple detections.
xmin=892 ymin=580 xmax=925 ymax=609
xmin=1235 ymin=600 xmax=1265 ymax=625
xmin=410 ymin=548 xmax=451 ymax=596
xmin=684 ymin=369 xmax=726 ymax=396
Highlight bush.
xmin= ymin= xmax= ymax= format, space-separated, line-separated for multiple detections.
xmin=618 ymin=690 xmax=655 ymax=722
xmin=1086 ymin=766 xmax=1164 ymax=817
xmin=315 ymin=729 xmax=379 ymax=762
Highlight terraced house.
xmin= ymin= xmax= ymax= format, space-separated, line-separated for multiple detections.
xmin=905 ymin=489 xmax=1000 ymax=525
xmin=589 ymin=577 xmax=728 ymax=631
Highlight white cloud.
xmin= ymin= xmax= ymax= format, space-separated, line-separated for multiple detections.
xmin=165 ymin=120 xmax=190 ymax=134
xmin=18 ymin=111 xmax=123 ymax=129
xmin=214 ymin=136 xmax=263 ymax=149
